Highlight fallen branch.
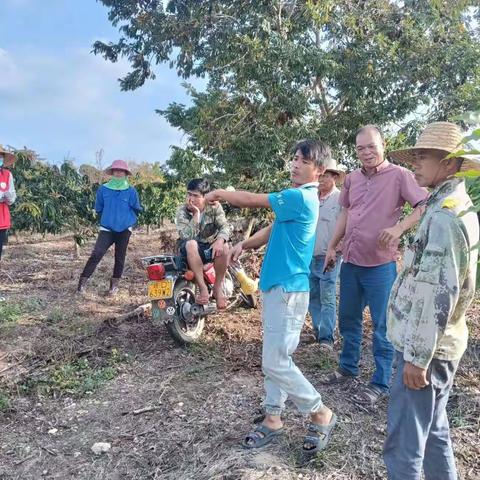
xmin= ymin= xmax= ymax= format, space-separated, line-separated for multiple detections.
xmin=0 ymin=363 xmax=17 ymax=376
xmin=122 ymin=376 xmax=173 ymax=416
xmin=0 ymin=270 xmax=15 ymax=283
xmin=119 ymin=427 xmax=156 ymax=439
xmin=14 ymin=454 xmax=36 ymax=466
xmin=132 ymin=405 xmax=162 ymax=416
xmin=40 ymin=446 xmax=57 ymax=456
xmin=105 ymin=303 xmax=151 ymax=327
xmin=121 ymin=404 xmax=161 ymax=416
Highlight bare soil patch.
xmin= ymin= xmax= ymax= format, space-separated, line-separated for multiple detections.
xmin=0 ymin=231 xmax=478 ymax=479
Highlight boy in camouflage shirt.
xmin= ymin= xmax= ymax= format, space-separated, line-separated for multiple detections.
xmin=175 ymin=178 xmax=231 ymax=308
xmin=384 ymin=122 xmax=479 ymax=480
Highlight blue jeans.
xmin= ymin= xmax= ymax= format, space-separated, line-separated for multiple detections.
xmin=308 ymin=255 xmax=341 ymax=344
xmin=338 ymin=262 xmax=397 ymax=392
xmin=384 ymin=352 xmax=458 ymax=480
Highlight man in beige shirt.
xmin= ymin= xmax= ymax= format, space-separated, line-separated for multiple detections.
xmin=309 ymin=159 xmax=345 ymax=350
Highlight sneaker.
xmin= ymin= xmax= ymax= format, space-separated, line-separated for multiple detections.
xmin=319 ymin=369 xmax=355 ymax=385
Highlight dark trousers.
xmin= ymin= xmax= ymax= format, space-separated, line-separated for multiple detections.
xmin=384 ymin=351 xmax=459 ymax=480
xmin=81 ymin=230 xmax=131 ymax=279
xmin=0 ymin=229 xmax=7 ymax=260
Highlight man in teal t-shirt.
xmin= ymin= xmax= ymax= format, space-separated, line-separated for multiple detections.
xmin=206 ymin=140 xmax=337 ymax=455
xmin=260 ymin=185 xmax=320 ymax=292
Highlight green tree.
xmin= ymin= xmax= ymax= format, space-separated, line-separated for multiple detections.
xmin=95 ymin=0 xmax=480 ymax=189
xmin=79 ymin=163 xmax=105 ymax=185
xmin=128 ymin=164 xmax=186 ymax=231
xmin=11 ymin=150 xmax=97 ymax=254
xmin=135 ymin=179 xmax=186 ymax=231
xmin=448 ymin=110 xmax=480 ymax=236
xmin=12 ymin=151 xmax=96 ymax=235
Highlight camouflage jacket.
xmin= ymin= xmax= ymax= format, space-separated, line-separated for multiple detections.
xmin=387 ymin=178 xmax=479 ymax=369
xmin=175 ymin=203 xmax=231 ymax=244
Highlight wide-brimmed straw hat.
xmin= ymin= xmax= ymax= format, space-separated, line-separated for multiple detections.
xmin=389 ymin=122 xmax=480 ymax=172
xmin=0 ymin=144 xmax=16 ymax=168
xmin=104 ymin=159 xmax=132 ymax=176
xmin=324 ymin=158 xmax=347 ymax=182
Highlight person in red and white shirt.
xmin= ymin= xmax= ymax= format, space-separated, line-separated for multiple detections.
xmin=0 ymin=145 xmax=17 ymax=262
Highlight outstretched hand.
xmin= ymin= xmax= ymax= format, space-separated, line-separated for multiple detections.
xmin=205 ymin=190 xmax=224 ymax=203
xmin=229 ymin=242 xmax=244 ymax=265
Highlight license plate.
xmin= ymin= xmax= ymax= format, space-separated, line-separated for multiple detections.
xmin=148 ymin=279 xmax=174 ymax=299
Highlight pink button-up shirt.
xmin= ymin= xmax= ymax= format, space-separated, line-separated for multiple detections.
xmin=339 ymin=161 xmax=428 ymax=267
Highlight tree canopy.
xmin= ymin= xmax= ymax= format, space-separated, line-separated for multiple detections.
xmin=94 ymin=0 xmax=480 ymax=188
xmin=12 ymin=151 xmax=96 ymax=237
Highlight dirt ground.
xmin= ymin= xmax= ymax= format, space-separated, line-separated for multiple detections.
xmin=0 ymin=231 xmax=479 ymax=480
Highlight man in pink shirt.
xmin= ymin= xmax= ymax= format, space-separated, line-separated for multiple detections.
xmin=321 ymin=125 xmax=428 ymax=406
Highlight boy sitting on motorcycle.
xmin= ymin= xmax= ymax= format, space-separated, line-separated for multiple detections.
xmin=175 ymin=178 xmax=232 ymax=309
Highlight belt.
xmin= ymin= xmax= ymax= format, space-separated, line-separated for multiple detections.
xmin=313 ymin=253 xmax=341 ymax=259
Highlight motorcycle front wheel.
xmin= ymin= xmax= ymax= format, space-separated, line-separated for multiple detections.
xmin=240 ymin=292 xmax=257 ymax=309
xmin=165 ymin=279 xmax=205 ymax=345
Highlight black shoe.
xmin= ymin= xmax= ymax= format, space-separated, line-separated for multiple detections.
xmin=77 ymin=277 xmax=88 ymax=294
xmin=108 ymin=278 xmax=120 ymax=295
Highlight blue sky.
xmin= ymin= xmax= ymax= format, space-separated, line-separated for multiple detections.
xmin=0 ymin=0 xmax=200 ymax=167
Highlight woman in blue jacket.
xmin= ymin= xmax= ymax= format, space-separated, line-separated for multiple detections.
xmin=78 ymin=160 xmax=141 ymax=295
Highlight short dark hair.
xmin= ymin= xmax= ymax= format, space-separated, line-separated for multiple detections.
xmin=293 ymin=139 xmax=331 ymax=168
xmin=187 ymin=178 xmax=211 ymax=195
xmin=356 ymin=124 xmax=385 ymax=142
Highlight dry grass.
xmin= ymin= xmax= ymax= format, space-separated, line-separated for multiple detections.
xmin=0 ymin=230 xmax=478 ymax=479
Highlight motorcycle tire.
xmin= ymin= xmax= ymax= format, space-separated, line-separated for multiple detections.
xmin=165 ymin=279 xmax=205 ymax=345
xmin=241 ymin=293 xmax=257 ymax=309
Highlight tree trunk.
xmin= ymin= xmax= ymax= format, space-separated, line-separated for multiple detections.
xmin=74 ymin=238 xmax=81 ymax=259
xmin=243 ymin=217 xmax=255 ymax=240
xmin=105 ymin=303 xmax=151 ymax=327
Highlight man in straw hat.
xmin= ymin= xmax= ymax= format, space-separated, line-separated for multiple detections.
xmin=308 ymin=158 xmax=346 ymax=351
xmin=321 ymin=125 xmax=428 ymax=407
xmin=384 ymin=122 xmax=479 ymax=479
xmin=0 ymin=145 xmax=17 ymax=299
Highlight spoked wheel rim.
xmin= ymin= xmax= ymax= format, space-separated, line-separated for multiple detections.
xmin=175 ymin=286 xmax=202 ymax=333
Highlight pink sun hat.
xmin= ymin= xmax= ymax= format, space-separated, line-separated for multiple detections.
xmin=104 ymin=159 xmax=132 ymax=176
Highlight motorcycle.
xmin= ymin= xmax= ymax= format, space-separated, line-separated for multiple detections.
xmin=141 ymin=252 xmax=258 ymax=344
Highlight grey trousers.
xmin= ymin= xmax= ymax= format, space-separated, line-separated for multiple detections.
xmin=384 ymin=351 xmax=459 ymax=480
xmin=262 ymin=287 xmax=324 ymax=415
